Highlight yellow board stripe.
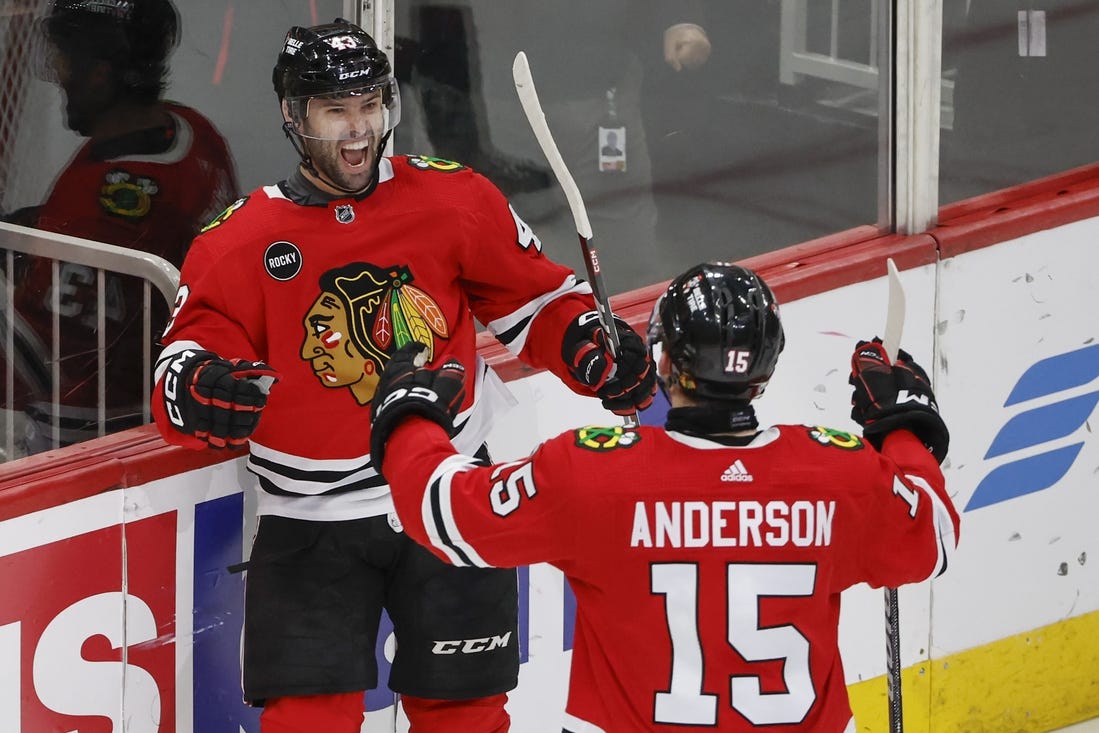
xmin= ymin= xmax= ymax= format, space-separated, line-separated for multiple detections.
xmin=848 ymin=609 xmax=1099 ymax=731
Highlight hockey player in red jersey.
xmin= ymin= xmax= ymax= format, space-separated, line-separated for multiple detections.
xmin=371 ymin=262 xmax=959 ymax=732
xmin=3 ymin=0 xmax=238 ymax=453
xmin=150 ymin=18 xmax=655 ymax=733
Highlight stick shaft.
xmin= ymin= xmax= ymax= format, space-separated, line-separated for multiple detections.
xmin=882 ymin=256 xmax=905 ymax=732
xmin=513 ymin=51 xmax=637 ymax=427
xmin=885 ymin=587 xmax=903 ymax=732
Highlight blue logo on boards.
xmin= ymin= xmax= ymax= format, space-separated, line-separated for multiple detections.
xmin=193 ymin=493 xmax=260 ymax=731
xmin=966 ymin=343 xmax=1099 ymax=511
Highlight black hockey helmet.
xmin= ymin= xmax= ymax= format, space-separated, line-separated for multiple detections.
xmin=273 ymin=18 xmax=400 ymax=134
xmin=648 ymin=262 xmax=785 ymax=403
xmin=43 ymin=0 xmax=180 ymax=99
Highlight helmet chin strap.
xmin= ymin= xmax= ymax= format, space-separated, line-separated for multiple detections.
xmin=282 ymin=122 xmax=392 ymax=197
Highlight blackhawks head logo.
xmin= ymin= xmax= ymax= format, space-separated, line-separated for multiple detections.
xmin=300 ymin=262 xmax=449 ymax=405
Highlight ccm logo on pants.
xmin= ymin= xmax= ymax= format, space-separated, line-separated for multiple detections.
xmin=431 ymin=633 xmax=512 ymax=655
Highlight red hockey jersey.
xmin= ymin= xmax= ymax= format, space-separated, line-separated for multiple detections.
xmin=385 ymin=419 xmax=960 ymax=732
xmin=7 ymin=103 xmax=237 ymax=443
xmin=153 ymin=156 xmax=599 ymax=521
xmin=34 ymin=103 xmax=237 ymax=256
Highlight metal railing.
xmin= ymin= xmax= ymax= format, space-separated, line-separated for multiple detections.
xmin=0 ymin=221 xmax=179 ymax=461
xmin=779 ymin=0 xmax=882 ymax=90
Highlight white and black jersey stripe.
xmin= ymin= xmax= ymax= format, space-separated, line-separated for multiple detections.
xmin=904 ymin=472 xmax=957 ymax=580
xmin=486 ymin=275 xmax=592 ymax=355
xmin=157 ymin=340 xmax=514 ymax=522
xmin=418 ymin=452 xmax=487 ymax=567
xmin=246 ymin=357 xmax=511 ymax=522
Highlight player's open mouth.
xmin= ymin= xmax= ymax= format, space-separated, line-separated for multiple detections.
xmin=341 ymin=140 xmax=370 ymax=168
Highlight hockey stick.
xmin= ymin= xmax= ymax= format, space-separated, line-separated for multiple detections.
xmin=882 ymin=258 xmax=905 ymax=367
xmin=882 ymin=256 xmax=905 ymax=733
xmin=512 ymin=51 xmax=639 ymax=428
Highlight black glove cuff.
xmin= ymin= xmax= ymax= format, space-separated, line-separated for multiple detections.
xmin=863 ymin=409 xmax=949 ymax=464
xmin=162 ymin=349 xmax=219 ymax=433
xmin=166 ymin=348 xmax=218 ymax=383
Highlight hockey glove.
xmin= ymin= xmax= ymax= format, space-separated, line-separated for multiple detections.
xmin=562 ymin=311 xmax=657 ymax=415
xmin=849 ymin=338 xmax=949 ymax=463
xmin=163 ymin=350 xmax=279 ymax=449
xmin=370 ymin=341 xmax=466 ymax=477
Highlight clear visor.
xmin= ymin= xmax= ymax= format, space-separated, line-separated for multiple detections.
xmin=284 ymin=78 xmax=401 ymax=142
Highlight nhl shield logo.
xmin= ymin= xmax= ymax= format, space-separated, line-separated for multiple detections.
xmin=335 ymin=204 xmax=355 ymax=224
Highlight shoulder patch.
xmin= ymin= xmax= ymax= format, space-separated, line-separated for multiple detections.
xmin=406 ymin=155 xmax=465 ymax=173
xmin=200 ymin=196 xmax=249 ymax=233
xmin=574 ymin=425 xmax=641 ymax=451
xmin=807 ymin=426 xmax=865 ymax=451
xmin=99 ymin=168 xmax=159 ymax=220
xmin=264 ymin=240 xmax=302 ymax=281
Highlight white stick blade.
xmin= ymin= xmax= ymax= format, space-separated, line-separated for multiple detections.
xmin=882 ymin=258 xmax=906 ymax=362
xmin=512 ymin=52 xmax=593 ymax=239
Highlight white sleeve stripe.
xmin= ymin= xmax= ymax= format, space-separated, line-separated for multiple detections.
xmin=421 ymin=454 xmax=492 ymax=568
xmin=907 ymin=473 xmax=957 ymax=579
xmin=485 ymin=276 xmax=593 ymax=355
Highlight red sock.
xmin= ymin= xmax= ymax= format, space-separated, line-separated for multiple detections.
xmin=402 ymin=693 xmax=510 ymax=733
xmin=260 ymin=692 xmax=365 ymax=733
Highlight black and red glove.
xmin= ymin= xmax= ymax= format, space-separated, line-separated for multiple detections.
xmin=370 ymin=341 xmax=466 ymax=477
xmin=562 ymin=311 xmax=656 ymax=415
xmin=849 ymin=338 xmax=949 ymax=463
xmin=162 ymin=349 xmax=280 ymax=449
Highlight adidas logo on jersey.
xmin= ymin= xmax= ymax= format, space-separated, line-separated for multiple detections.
xmin=720 ymin=459 xmax=753 ymax=482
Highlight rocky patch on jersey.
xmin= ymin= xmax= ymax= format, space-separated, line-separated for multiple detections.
xmin=200 ymin=196 xmax=248 ymax=233
xmin=807 ymin=426 xmax=864 ymax=450
xmin=406 ymin=155 xmax=465 ymax=172
xmin=574 ymin=425 xmax=640 ymax=451
xmin=99 ymin=168 xmax=158 ymax=220
xmin=265 ymin=240 xmax=303 ymax=281
xmin=300 ymin=262 xmax=449 ymax=405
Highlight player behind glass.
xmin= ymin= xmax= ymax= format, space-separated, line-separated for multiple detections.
xmin=1 ymin=0 xmax=239 ymax=454
xmin=150 ymin=17 xmax=656 ymax=733
xmin=370 ymin=262 xmax=960 ymax=732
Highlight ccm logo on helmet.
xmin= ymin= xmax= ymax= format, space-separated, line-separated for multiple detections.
xmin=431 ymin=633 xmax=512 ymax=655
xmin=338 ymin=68 xmax=374 ymax=81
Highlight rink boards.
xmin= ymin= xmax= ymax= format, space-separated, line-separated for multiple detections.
xmin=1 ymin=173 xmax=1097 ymax=731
